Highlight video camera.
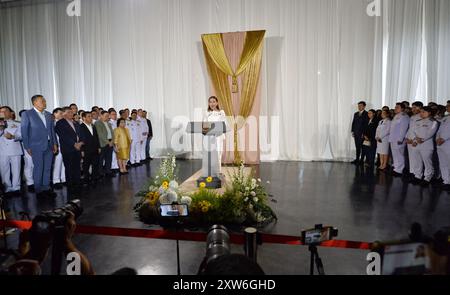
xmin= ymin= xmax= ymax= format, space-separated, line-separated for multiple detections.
xmin=30 ymin=200 xmax=83 ymax=235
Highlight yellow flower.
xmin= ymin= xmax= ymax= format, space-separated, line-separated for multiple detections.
xmin=206 ymin=176 xmax=213 ymax=183
xmin=201 ymin=206 xmax=209 ymax=213
xmin=162 ymin=181 xmax=169 ymax=189
xmin=145 ymin=191 xmax=159 ymax=206
xmin=199 ymin=182 xmax=206 ymax=188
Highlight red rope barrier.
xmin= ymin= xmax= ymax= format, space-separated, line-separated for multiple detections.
xmin=0 ymin=220 xmax=372 ymax=250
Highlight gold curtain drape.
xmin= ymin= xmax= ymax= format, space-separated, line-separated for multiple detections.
xmin=202 ymin=30 xmax=265 ymax=164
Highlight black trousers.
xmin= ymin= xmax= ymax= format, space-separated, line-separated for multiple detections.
xmin=354 ymin=134 xmax=364 ymax=161
xmin=99 ymin=145 xmax=113 ymax=175
xmin=362 ymin=144 xmax=376 ymax=167
xmin=82 ymin=151 xmax=99 ymax=181
xmin=62 ymin=151 xmax=81 ymax=191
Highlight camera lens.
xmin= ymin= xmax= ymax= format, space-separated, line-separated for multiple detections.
xmin=63 ymin=199 xmax=83 ymax=219
xmin=205 ymin=225 xmax=230 ymax=264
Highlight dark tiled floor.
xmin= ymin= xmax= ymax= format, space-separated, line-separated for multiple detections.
xmin=2 ymin=160 xmax=449 ymax=274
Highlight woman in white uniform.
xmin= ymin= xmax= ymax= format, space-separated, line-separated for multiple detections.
xmin=375 ymin=109 xmax=392 ymax=171
xmin=202 ymin=96 xmax=226 ymax=177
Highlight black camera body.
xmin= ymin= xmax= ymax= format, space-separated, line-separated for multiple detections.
xmin=30 ymin=200 xmax=82 ymax=235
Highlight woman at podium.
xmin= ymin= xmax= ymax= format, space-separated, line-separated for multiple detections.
xmin=202 ymin=96 xmax=226 ymax=176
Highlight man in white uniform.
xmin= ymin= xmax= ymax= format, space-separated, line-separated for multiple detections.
xmin=52 ymin=108 xmax=66 ymax=189
xmin=137 ymin=109 xmax=149 ymax=163
xmin=436 ymin=102 xmax=450 ymax=191
xmin=389 ymin=102 xmax=410 ymax=177
xmin=108 ymin=109 xmax=119 ymax=171
xmin=414 ymin=106 xmax=438 ymax=186
xmin=0 ymin=106 xmax=23 ymax=196
xmin=405 ymin=102 xmax=423 ymax=183
xmin=128 ymin=111 xmax=142 ymax=166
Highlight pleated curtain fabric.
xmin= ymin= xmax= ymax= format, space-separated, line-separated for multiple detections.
xmin=202 ymin=31 xmax=265 ymax=164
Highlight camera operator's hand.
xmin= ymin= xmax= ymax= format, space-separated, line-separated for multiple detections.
xmin=18 ymin=229 xmax=31 ymax=258
xmin=62 ymin=212 xmax=95 ymax=275
xmin=64 ymin=211 xmax=77 ymax=242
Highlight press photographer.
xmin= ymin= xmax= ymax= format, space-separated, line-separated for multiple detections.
xmin=1 ymin=200 xmax=94 ymax=275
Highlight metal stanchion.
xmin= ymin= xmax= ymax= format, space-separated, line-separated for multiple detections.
xmin=244 ymin=227 xmax=258 ymax=262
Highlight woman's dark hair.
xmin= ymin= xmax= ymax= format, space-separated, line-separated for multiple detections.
xmin=117 ymin=118 xmax=126 ymax=126
xmin=207 ymin=96 xmax=221 ymax=112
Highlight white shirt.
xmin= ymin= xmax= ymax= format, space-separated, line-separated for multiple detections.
xmin=83 ymin=122 xmax=94 ymax=136
xmin=103 ymin=121 xmax=112 ymax=139
xmin=34 ymin=107 xmax=47 ymax=127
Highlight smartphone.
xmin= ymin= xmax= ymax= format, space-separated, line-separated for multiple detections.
xmin=160 ymin=204 xmax=189 ymax=217
xmin=301 ymin=226 xmax=337 ymax=245
xmin=381 ymin=242 xmax=431 ymax=275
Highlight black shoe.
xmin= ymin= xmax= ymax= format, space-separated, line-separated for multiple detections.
xmin=44 ymin=190 xmax=57 ymax=198
xmin=391 ymin=171 xmax=403 ymax=177
xmin=410 ymin=178 xmax=421 ymax=185
xmin=53 ymin=183 xmax=63 ymax=190
xmin=12 ymin=190 xmax=22 ymax=197
xmin=27 ymin=185 xmax=35 ymax=192
xmin=421 ymin=180 xmax=430 ymax=187
xmin=149 ymin=157 xmax=154 ymax=161
xmin=351 ymin=159 xmax=359 ymax=165
xmin=36 ymin=191 xmax=47 ymax=198
xmin=442 ymin=184 xmax=450 ymax=191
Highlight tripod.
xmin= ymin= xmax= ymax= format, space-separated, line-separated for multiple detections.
xmin=308 ymin=244 xmax=325 ymax=275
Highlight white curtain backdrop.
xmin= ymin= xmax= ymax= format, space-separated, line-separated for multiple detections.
xmin=0 ymin=0 xmax=449 ymax=161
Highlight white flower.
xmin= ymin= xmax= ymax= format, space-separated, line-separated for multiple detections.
xmin=251 ymin=178 xmax=257 ymax=184
xmin=158 ymin=187 xmax=166 ymax=195
xmin=148 ymin=185 xmax=157 ymax=192
xmin=169 ymin=180 xmax=179 ymax=190
xmin=155 ymin=175 xmax=159 ymax=179
xmin=253 ymin=197 xmax=259 ymax=203
xmin=244 ymin=197 xmax=249 ymax=202
xmin=159 ymin=190 xmax=178 ymax=204
xmin=245 ymin=186 xmax=250 ymax=191
xmin=257 ymin=178 xmax=261 ymax=182
xmin=250 ymin=191 xmax=256 ymax=197
xmin=180 ymin=196 xmax=192 ymax=206
xmin=266 ymin=181 xmax=271 ymax=184
xmin=248 ymin=204 xmax=253 ymax=209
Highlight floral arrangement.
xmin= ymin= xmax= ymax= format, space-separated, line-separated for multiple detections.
xmin=134 ymin=155 xmax=192 ymax=221
xmin=135 ymin=158 xmax=276 ymax=227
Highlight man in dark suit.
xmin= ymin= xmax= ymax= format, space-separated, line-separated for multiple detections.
xmin=351 ymin=101 xmax=369 ymax=164
xmin=20 ymin=95 xmax=58 ymax=198
xmin=143 ymin=110 xmax=153 ymax=160
xmin=55 ymin=107 xmax=84 ymax=197
xmin=79 ymin=111 xmax=101 ymax=185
